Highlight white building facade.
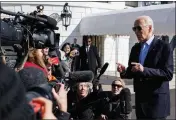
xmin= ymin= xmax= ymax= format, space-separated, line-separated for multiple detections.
xmin=1 ymin=2 xmax=130 ymax=76
xmin=1 ymin=2 xmax=126 ymax=45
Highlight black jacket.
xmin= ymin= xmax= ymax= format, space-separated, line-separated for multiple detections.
xmin=67 ymin=90 xmax=105 ymax=120
xmin=121 ymin=36 xmax=173 ymax=118
xmin=79 ymin=45 xmax=101 ymax=74
xmin=100 ymin=88 xmax=132 ymax=120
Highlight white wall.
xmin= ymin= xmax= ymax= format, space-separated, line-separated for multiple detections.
xmin=102 ymin=35 xmax=129 ymax=76
xmin=1 ymin=2 xmax=126 ymax=47
xmin=103 ymin=35 xmax=117 ymax=76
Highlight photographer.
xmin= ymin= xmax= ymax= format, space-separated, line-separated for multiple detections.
xmin=60 ymin=42 xmax=80 ymax=72
xmin=16 ymin=47 xmax=70 ymax=120
xmin=18 ymin=47 xmax=48 ymax=90
xmin=0 ymin=62 xmax=70 ymax=120
xmin=99 ymin=79 xmax=132 ymax=120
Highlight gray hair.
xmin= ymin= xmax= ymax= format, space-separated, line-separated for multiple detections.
xmin=76 ymin=82 xmax=93 ymax=90
xmin=136 ymin=15 xmax=154 ymax=32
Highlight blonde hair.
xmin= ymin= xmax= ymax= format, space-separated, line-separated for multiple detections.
xmin=28 ymin=48 xmax=47 ymax=69
xmin=112 ymin=77 xmax=126 ymax=88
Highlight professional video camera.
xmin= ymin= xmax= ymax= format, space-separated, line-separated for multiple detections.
xmin=0 ymin=5 xmax=59 ymax=68
xmin=0 ymin=4 xmax=71 ymax=119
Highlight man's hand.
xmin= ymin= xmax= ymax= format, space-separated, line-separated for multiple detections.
xmin=52 ymin=83 xmax=67 ymax=112
xmin=117 ymin=63 xmax=126 ymax=73
xmin=131 ymin=62 xmax=144 ymax=72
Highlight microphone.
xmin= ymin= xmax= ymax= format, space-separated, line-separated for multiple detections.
xmin=119 ymin=88 xmax=132 ymax=114
xmin=97 ymin=62 xmax=109 ymax=80
xmin=67 ymin=71 xmax=94 ymax=86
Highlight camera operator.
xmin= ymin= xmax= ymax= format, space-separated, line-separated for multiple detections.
xmin=99 ymin=79 xmax=132 ymax=120
xmin=0 ymin=62 xmax=70 ymax=120
xmin=18 ymin=47 xmax=48 ymax=90
xmin=60 ymin=42 xmax=80 ymax=72
xmin=13 ymin=45 xmax=70 ymax=119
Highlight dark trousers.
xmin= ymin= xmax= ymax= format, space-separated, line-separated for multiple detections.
xmin=135 ymin=95 xmax=166 ymax=120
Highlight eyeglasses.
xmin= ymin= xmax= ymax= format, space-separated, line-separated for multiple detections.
xmin=132 ymin=25 xmax=149 ymax=32
xmin=87 ymin=41 xmax=91 ymax=43
xmin=112 ymin=84 xmax=122 ymax=88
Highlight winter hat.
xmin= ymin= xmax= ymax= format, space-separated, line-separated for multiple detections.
xmin=19 ymin=67 xmax=48 ymax=91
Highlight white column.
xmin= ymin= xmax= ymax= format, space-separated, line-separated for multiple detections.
xmin=116 ymin=36 xmax=130 ymax=77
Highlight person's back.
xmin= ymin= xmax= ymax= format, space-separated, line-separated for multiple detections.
xmin=0 ymin=63 xmax=35 ymax=120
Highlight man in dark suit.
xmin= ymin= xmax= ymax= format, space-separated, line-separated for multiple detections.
xmin=79 ymin=37 xmax=101 ymax=76
xmin=117 ymin=16 xmax=173 ymax=120
xmin=71 ymin=38 xmax=80 ymax=50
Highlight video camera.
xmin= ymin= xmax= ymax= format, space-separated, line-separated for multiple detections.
xmin=0 ymin=5 xmax=66 ymax=119
xmin=0 ymin=5 xmax=59 ymax=68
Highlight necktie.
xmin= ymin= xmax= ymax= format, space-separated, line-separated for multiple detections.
xmin=86 ymin=46 xmax=89 ymax=52
xmin=139 ymin=43 xmax=148 ymax=65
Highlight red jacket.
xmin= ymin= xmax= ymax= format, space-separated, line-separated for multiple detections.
xmin=24 ymin=61 xmax=48 ymax=75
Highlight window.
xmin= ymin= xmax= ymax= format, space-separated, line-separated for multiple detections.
xmin=161 ymin=1 xmax=175 ymax=4
xmin=143 ymin=1 xmax=175 ymax=6
xmin=143 ymin=1 xmax=161 ymax=6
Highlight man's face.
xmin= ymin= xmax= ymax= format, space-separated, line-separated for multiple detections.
xmin=74 ymin=39 xmax=77 ymax=44
xmin=77 ymin=82 xmax=89 ymax=98
xmin=86 ymin=38 xmax=92 ymax=46
xmin=133 ymin=19 xmax=152 ymax=42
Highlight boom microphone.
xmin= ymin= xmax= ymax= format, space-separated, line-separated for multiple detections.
xmin=97 ymin=62 xmax=109 ymax=80
xmin=67 ymin=71 xmax=94 ymax=86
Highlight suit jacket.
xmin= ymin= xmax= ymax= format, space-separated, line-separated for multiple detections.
xmin=79 ymin=45 xmax=101 ymax=73
xmin=120 ymin=36 xmax=173 ymax=118
xmin=71 ymin=44 xmax=80 ymax=50
xmin=170 ymin=35 xmax=176 ymax=51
